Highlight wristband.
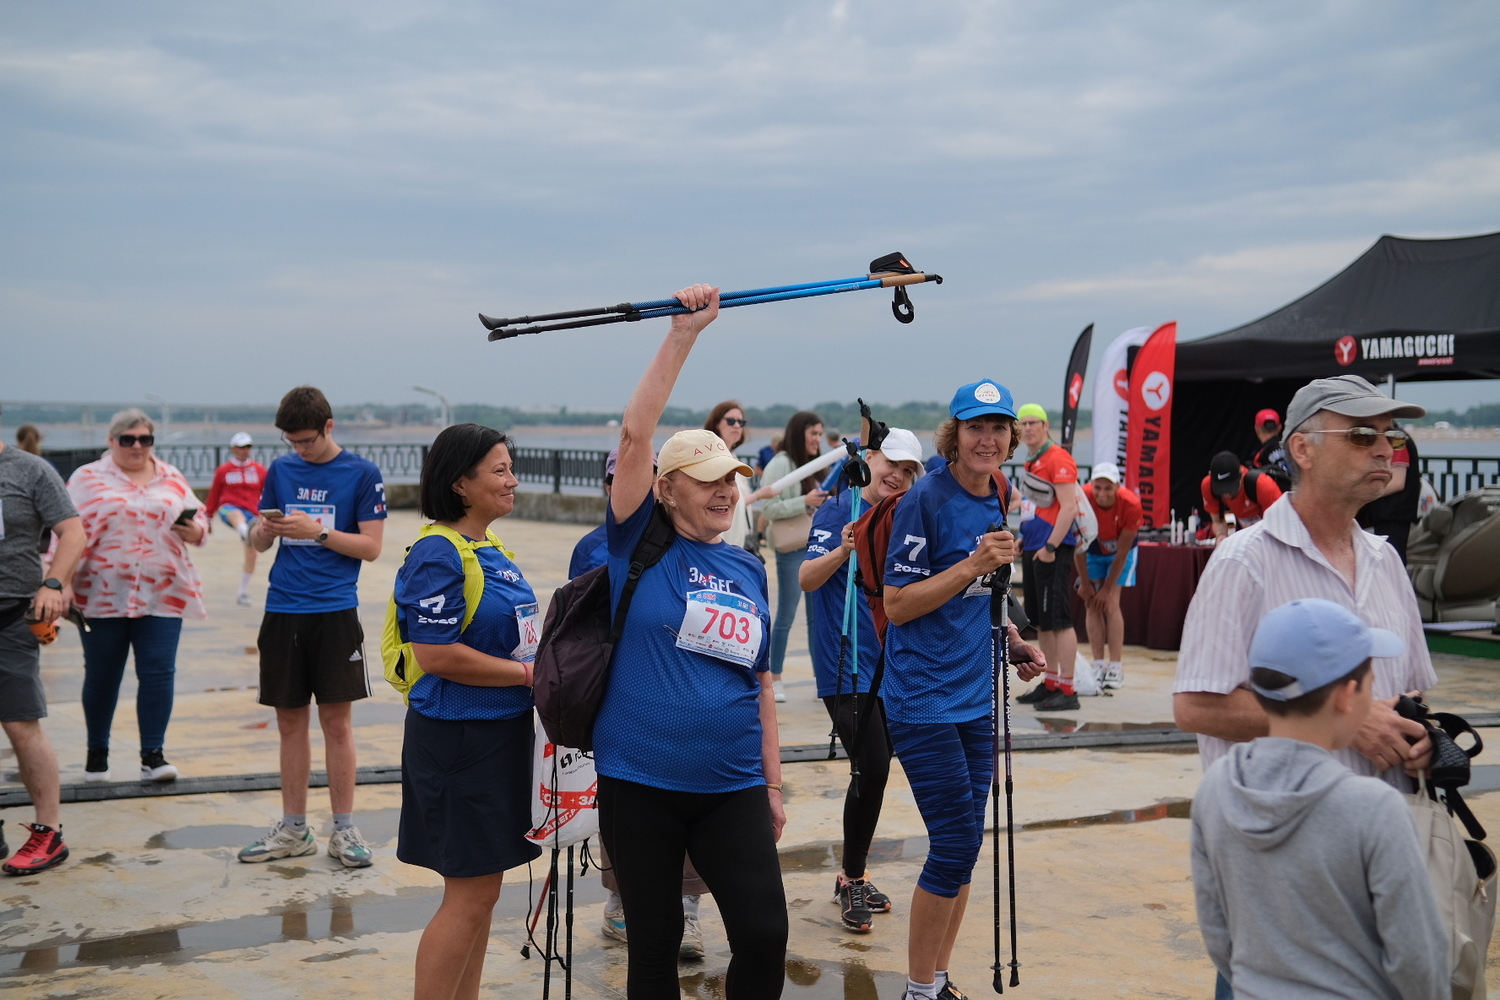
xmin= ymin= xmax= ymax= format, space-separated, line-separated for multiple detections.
xmin=523 ymin=663 xmax=533 ymax=687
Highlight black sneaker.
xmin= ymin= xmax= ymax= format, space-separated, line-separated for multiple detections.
xmin=938 ymin=980 xmax=969 ymax=1000
xmin=863 ymin=878 xmax=892 ymax=912
xmin=833 ymin=875 xmax=873 ymax=932
xmin=140 ymin=749 xmax=179 ymax=782
xmin=1015 ymin=684 xmax=1052 ymax=704
xmin=84 ymin=747 xmax=110 ymax=783
xmin=1035 ymin=688 xmax=1080 ymax=712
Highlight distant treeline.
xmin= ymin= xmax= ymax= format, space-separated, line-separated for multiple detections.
xmin=1416 ymin=402 xmax=1500 ymax=427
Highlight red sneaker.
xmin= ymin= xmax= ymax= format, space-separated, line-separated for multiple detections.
xmin=3 ymin=823 xmax=69 ymax=875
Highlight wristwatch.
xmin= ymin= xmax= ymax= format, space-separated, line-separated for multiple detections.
xmin=316 ymin=526 xmax=331 ymax=545
xmin=1043 ymin=542 xmax=1058 ymax=554
xmin=42 ymin=577 xmax=62 ymax=591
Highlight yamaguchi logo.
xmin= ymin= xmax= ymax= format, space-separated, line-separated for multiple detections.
xmin=1334 ymin=336 xmax=1357 ymax=366
xmin=1113 ymin=369 xmax=1129 ymax=400
xmin=1067 ymin=373 xmax=1084 ymax=408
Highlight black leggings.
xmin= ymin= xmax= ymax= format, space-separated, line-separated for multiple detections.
xmin=598 ymin=776 xmax=788 ymax=999
xmin=821 ymin=693 xmax=892 ymax=879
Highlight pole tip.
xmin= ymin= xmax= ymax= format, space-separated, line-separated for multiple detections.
xmin=992 ymin=967 xmax=1005 ymax=993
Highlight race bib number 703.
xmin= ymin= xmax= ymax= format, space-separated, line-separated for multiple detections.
xmin=675 ymin=589 xmax=764 ymax=670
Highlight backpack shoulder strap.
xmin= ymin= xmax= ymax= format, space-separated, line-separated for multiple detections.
xmin=609 ymin=503 xmax=678 ymax=642
xmin=420 ymin=524 xmax=494 ymax=633
xmin=992 ymin=469 xmax=1013 ymax=514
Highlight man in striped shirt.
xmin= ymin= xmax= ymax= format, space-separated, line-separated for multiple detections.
xmin=1175 ymin=375 xmax=1435 ymax=787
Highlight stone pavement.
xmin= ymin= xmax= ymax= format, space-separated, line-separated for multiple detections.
xmin=3 ymin=508 xmax=1500 ymax=997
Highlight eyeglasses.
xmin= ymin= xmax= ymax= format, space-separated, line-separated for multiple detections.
xmin=116 ymin=434 xmax=155 ymax=448
xmin=280 ymin=431 xmax=324 ymax=450
xmin=722 ymin=417 xmax=747 ymax=427
xmin=1299 ymin=427 xmax=1409 ymax=449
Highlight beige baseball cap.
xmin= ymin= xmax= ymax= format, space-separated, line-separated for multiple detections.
xmin=657 ymin=429 xmax=753 ymax=482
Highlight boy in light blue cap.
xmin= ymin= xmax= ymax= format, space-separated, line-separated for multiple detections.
xmin=1190 ymin=599 xmax=1447 ymax=1000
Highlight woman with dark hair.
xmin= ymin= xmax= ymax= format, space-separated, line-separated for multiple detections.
xmin=15 ymin=424 xmax=42 ymax=455
xmin=598 ymin=284 xmax=787 ymax=998
xmin=392 ymin=423 xmax=542 ymax=1000
xmin=757 ymin=410 xmax=828 ymax=700
xmin=703 ymin=400 xmax=755 ymax=550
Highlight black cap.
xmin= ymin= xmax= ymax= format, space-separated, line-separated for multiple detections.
xmin=1209 ymin=451 xmax=1243 ymax=498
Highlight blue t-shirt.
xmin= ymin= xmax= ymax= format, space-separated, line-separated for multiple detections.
xmin=804 ymin=490 xmax=880 ymax=697
xmin=882 ymin=464 xmax=1007 ymax=725
xmin=568 ymin=524 xmax=608 ymax=580
xmin=260 ymin=450 xmax=387 ymax=613
xmin=592 ymin=499 xmax=772 ymax=794
xmin=394 ymin=534 xmax=537 ymax=721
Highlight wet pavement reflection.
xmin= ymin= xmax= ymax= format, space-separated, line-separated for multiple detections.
xmin=681 ymin=956 xmax=904 ymax=999
xmin=1023 ymin=798 xmax=1192 ymax=830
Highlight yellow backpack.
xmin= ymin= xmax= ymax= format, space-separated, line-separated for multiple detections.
xmin=381 ymin=524 xmax=512 ymax=705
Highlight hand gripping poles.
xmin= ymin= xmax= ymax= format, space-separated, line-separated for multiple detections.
xmin=988 ymin=525 xmax=1021 ymax=992
xmin=479 ymin=253 xmax=942 ymax=340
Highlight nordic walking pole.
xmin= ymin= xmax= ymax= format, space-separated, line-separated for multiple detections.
xmin=988 ymin=523 xmax=1020 ymax=992
xmin=839 ymin=436 xmax=871 ymax=787
xmin=480 ymin=252 xmax=943 ymax=339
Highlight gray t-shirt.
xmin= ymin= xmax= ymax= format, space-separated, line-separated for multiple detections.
xmin=0 ymin=446 xmax=78 ymax=600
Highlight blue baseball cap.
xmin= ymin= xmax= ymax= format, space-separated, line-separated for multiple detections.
xmin=950 ymin=380 xmax=1017 ymax=421
xmin=1248 ymin=599 xmax=1403 ymax=700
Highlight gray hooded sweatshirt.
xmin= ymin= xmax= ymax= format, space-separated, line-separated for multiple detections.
xmin=1191 ymin=737 xmax=1447 ymax=1000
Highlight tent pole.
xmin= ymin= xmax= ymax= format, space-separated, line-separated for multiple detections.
xmin=1387 ymin=373 xmax=1397 ymax=398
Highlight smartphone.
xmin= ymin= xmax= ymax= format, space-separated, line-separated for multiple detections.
xmin=174 ymin=508 xmax=199 ymax=526
xmin=259 ymin=508 xmax=286 ymax=519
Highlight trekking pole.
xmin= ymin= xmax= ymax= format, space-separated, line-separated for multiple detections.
xmin=542 ymin=847 xmax=559 ymax=1000
xmin=522 ymin=869 xmax=553 ymax=957
xmin=565 ymin=845 xmax=575 ymax=1000
xmin=988 ymin=525 xmax=1021 ymax=992
xmin=480 ymin=253 xmax=943 ymax=339
xmin=841 ymin=437 xmax=871 ymax=791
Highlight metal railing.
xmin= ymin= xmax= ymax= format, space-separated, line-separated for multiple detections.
xmin=1416 ymin=457 xmax=1500 ymax=503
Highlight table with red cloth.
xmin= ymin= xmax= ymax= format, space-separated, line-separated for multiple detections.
xmin=1068 ymin=543 xmax=1215 ymax=651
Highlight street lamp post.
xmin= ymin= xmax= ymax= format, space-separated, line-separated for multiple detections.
xmin=145 ymin=394 xmax=171 ymax=439
xmin=412 ymin=385 xmax=451 ymax=429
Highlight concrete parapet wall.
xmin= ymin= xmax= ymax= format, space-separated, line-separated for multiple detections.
xmin=509 ymin=492 xmax=606 ymax=524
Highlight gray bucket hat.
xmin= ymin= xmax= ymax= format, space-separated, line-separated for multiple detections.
xmin=1285 ymin=375 xmax=1426 ymax=434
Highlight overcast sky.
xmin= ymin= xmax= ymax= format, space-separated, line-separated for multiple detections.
xmin=4 ymin=1 xmax=1498 ymax=414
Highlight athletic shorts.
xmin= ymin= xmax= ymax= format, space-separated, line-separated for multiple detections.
xmin=1085 ymin=548 xmax=1137 ymax=587
xmin=217 ymin=505 xmax=255 ymax=528
xmin=0 ymin=610 xmax=45 ymax=722
xmin=1021 ymin=545 xmax=1075 ymax=633
xmin=257 ymin=609 xmax=371 ymax=708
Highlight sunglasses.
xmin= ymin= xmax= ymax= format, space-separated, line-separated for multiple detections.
xmin=1300 ymin=427 xmax=1409 ymax=449
xmin=116 ymin=434 xmax=155 ymax=448
xmin=722 ymin=417 xmax=747 ymax=427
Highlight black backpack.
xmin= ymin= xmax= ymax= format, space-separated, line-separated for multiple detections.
xmin=533 ymin=503 xmax=677 ymax=751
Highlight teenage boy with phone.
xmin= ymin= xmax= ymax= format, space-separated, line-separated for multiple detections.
xmin=240 ymin=387 xmax=386 ymax=868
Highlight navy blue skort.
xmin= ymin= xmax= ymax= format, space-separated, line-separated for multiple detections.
xmin=398 ymin=710 xmax=542 ymax=878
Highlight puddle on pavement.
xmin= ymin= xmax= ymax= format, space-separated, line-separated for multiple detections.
xmin=1023 ymin=799 xmax=1191 ymax=831
xmin=1 ymin=866 xmax=608 ymax=976
xmin=1034 ymin=718 xmax=1179 ymax=735
xmin=780 ymin=836 xmax=931 ymax=874
xmin=143 ymin=809 xmax=402 ymax=852
xmin=682 ymin=956 xmax=903 ymax=1000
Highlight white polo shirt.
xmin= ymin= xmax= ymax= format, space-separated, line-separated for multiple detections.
xmin=1176 ymin=493 xmax=1436 ymax=785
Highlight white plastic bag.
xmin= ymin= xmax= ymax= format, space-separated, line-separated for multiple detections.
xmin=525 ymin=722 xmax=599 ymax=848
xmin=1072 ymin=651 xmax=1102 ymax=697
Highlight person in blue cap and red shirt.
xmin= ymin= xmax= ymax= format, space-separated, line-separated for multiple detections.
xmin=883 ymin=379 xmax=1045 ymax=1000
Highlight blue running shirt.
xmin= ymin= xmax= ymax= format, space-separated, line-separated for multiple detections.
xmin=260 ymin=450 xmax=386 ymax=613
xmin=593 ymin=499 xmax=772 ymax=794
xmin=394 ymin=535 xmax=537 ymax=721
xmin=804 ymin=490 xmax=880 ymax=697
xmin=882 ymin=464 xmax=1007 ymax=725
xmin=568 ymin=524 xmax=608 ymax=579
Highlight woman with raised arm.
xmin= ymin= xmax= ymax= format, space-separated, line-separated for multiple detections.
xmin=595 ymin=284 xmax=788 ymax=999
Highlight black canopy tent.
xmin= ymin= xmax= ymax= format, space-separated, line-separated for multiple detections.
xmin=1169 ymin=231 xmax=1500 ymax=516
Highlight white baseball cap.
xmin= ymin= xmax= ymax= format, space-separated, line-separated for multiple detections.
xmin=1090 ymin=461 xmax=1122 ymax=485
xmin=230 ymin=432 xmax=253 ymax=447
xmin=877 ymin=427 xmax=924 ymax=470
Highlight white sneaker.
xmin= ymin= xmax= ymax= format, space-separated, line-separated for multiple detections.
xmin=238 ymin=821 xmax=317 ymax=863
xmin=82 ymin=768 xmax=111 ymax=783
xmin=679 ymin=913 xmax=705 ymax=960
xmin=772 ymin=680 xmax=786 ymax=703
xmin=236 ymin=592 xmax=251 ymax=606
xmin=1101 ymin=662 xmax=1125 ymax=690
xmin=139 ymin=749 xmax=179 ymax=782
xmin=327 ymin=825 xmax=373 ymax=868
xmin=601 ymin=899 xmax=627 ymax=943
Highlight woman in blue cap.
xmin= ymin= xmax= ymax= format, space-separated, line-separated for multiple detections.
xmin=881 ymin=379 xmax=1045 ymax=1000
